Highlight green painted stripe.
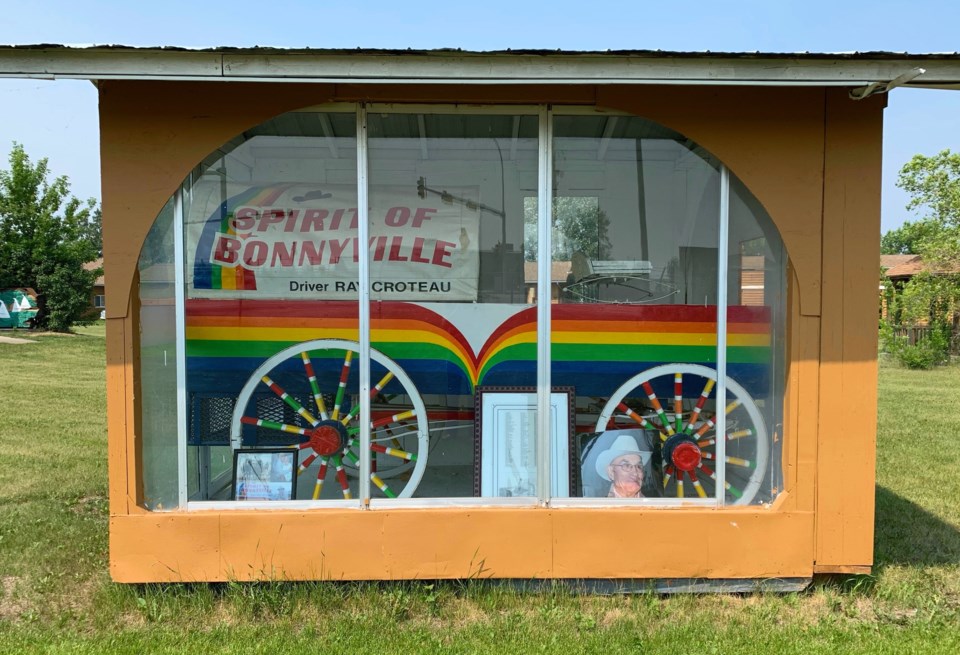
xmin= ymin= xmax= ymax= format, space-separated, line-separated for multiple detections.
xmin=478 ymin=343 xmax=537 ymax=382
xmin=187 ymin=340 xmax=769 ymax=371
xmin=380 ymin=482 xmax=398 ymax=499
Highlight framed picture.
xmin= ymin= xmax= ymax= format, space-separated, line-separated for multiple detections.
xmin=473 ymin=386 xmax=577 ymax=498
xmin=232 ymin=448 xmax=298 ymax=501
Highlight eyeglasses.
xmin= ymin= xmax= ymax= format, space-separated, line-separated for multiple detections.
xmin=613 ymin=462 xmax=643 ymax=472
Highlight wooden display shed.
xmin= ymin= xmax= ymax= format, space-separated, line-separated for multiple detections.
xmin=4 ymin=47 xmax=960 ymax=585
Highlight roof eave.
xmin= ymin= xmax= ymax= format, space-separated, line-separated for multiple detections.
xmin=2 ymin=47 xmax=960 ymax=87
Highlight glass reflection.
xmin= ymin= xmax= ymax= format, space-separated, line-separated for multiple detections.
xmin=367 ymin=112 xmax=539 ymax=498
xmin=181 ymin=111 xmax=359 ymax=502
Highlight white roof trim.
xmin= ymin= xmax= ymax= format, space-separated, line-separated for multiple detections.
xmin=2 ymin=48 xmax=960 ymax=86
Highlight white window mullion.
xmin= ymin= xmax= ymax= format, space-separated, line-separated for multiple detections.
xmin=357 ymin=104 xmax=372 ymax=505
xmin=536 ymin=106 xmax=553 ymax=504
xmin=173 ymin=185 xmax=189 ymax=508
xmin=715 ymin=165 xmax=730 ymax=506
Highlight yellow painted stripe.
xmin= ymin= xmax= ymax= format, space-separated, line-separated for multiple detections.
xmin=220 ymin=267 xmax=237 ymax=291
xmin=187 ymin=326 xmax=359 ymax=342
xmin=551 ymin=331 xmax=770 ymax=347
xmin=492 ymin=331 xmax=537 ymax=350
xmin=692 ymin=479 xmax=707 ymax=498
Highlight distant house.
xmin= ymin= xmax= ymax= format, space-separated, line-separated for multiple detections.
xmin=523 ymin=261 xmax=572 ymax=303
xmin=83 ymin=258 xmax=105 ymax=317
xmin=880 ymin=254 xmax=924 ymax=286
xmin=879 ymin=254 xmax=921 ymax=319
xmin=739 ymin=255 xmax=767 ymax=306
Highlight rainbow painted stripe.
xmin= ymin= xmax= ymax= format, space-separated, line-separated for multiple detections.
xmin=192 ymin=185 xmax=296 ymax=291
xmin=185 ymin=301 xmax=771 ymax=397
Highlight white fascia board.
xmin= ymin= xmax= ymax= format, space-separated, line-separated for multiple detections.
xmin=2 ymin=49 xmax=960 ymax=86
xmin=0 ymin=49 xmax=223 ymax=79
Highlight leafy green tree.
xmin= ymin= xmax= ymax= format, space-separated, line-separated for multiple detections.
xmin=880 ymin=219 xmax=946 ymax=254
xmin=524 ymin=197 xmax=611 ymax=261
xmin=0 ymin=143 xmax=101 ymax=332
xmin=898 ymin=149 xmax=960 ymax=225
xmin=894 ymin=149 xmax=960 ymax=264
xmin=881 ymin=150 xmax=960 ymax=367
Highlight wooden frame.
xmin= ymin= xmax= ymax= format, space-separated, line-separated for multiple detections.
xmin=473 ymin=386 xmax=577 ymax=498
xmin=231 ymin=448 xmax=297 ymax=501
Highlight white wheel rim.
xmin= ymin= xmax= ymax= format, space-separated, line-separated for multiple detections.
xmin=230 ymin=339 xmax=429 ymax=499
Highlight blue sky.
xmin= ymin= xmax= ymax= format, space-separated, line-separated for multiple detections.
xmin=1 ymin=0 xmax=959 ymax=232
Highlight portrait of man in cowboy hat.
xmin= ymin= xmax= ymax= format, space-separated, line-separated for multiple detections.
xmin=579 ymin=429 xmax=656 ymax=498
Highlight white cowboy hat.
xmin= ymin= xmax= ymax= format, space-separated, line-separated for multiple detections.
xmin=595 ymin=432 xmax=652 ymax=481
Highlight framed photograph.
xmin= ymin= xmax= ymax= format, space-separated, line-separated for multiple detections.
xmin=232 ymin=448 xmax=297 ymax=501
xmin=473 ymin=386 xmax=577 ymax=498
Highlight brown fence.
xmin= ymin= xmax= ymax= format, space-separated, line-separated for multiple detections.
xmin=892 ymin=325 xmax=960 ymax=355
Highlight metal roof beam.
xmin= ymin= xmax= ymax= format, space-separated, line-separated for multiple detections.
xmin=2 ymin=48 xmax=960 ymax=86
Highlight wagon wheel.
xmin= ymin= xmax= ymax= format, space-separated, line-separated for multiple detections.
xmin=595 ymin=364 xmax=768 ymax=505
xmin=230 ymin=339 xmax=429 ymax=500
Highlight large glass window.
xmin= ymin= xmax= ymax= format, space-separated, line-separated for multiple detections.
xmin=139 ymin=198 xmax=177 ymax=510
xmin=367 ymin=111 xmax=539 ymax=499
xmin=723 ymin=177 xmax=787 ymax=505
xmin=550 ymin=115 xmax=721 ymax=503
xmin=137 ymin=104 xmax=786 ymax=509
xmin=182 ymin=111 xmax=359 ymax=503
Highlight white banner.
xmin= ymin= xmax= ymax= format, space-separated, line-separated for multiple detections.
xmin=187 ymin=182 xmax=480 ymax=301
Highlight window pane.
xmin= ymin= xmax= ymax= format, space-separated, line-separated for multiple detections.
xmin=723 ymin=176 xmax=786 ymax=505
xmin=367 ymin=112 xmax=539 ymax=498
xmin=139 ymin=198 xmax=178 ymax=510
xmin=181 ymin=111 xmax=359 ymax=502
xmin=551 ymin=114 xmax=725 ymax=502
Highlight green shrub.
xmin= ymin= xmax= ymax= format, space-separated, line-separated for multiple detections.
xmin=879 ymin=313 xmax=953 ymax=369
xmin=895 ymin=340 xmax=941 ymax=369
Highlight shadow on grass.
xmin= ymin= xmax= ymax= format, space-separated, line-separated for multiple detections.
xmin=874 ymin=485 xmax=960 ymax=567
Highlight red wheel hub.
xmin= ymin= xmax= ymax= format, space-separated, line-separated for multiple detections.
xmin=309 ymin=425 xmax=344 ymax=456
xmin=672 ymin=441 xmax=702 ymax=472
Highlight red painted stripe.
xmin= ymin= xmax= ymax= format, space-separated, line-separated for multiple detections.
xmin=241 ymin=266 xmax=257 ymax=290
xmin=186 ymin=299 xmax=359 ymax=317
xmin=337 ymin=354 xmax=352 ymax=386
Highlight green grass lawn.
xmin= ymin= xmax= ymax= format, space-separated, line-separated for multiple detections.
xmin=1 ymin=332 xmax=959 ymax=653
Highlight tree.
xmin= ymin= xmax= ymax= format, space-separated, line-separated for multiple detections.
xmin=0 ymin=143 xmax=101 ymax=332
xmin=880 ymin=218 xmax=946 ymax=255
xmin=524 ymin=197 xmax=611 ymax=261
xmin=898 ymin=149 xmax=960 ymax=225
xmin=880 ymin=150 xmax=960 ymax=367
xmin=893 ymin=149 xmax=960 ymax=264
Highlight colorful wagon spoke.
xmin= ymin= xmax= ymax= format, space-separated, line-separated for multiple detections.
xmin=688 ymin=470 xmax=707 ymax=498
xmin=613 ymin=402 xmax=665 ymax=438
xmin=261 ymin=375 xmax=320 ymax=427
xmin=683 ymin=378 xmax=715 ymax=434
xmin=301 ymin=352 xmax=329 ymax=421
xmin=641 ymin=381 xmax=675 ymax=436
xmin=673 ymin=373 xmax=683 ymax=433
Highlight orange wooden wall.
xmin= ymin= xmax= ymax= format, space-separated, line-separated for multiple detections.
xmin=100 ymin=81 xmax=884 ymax=581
